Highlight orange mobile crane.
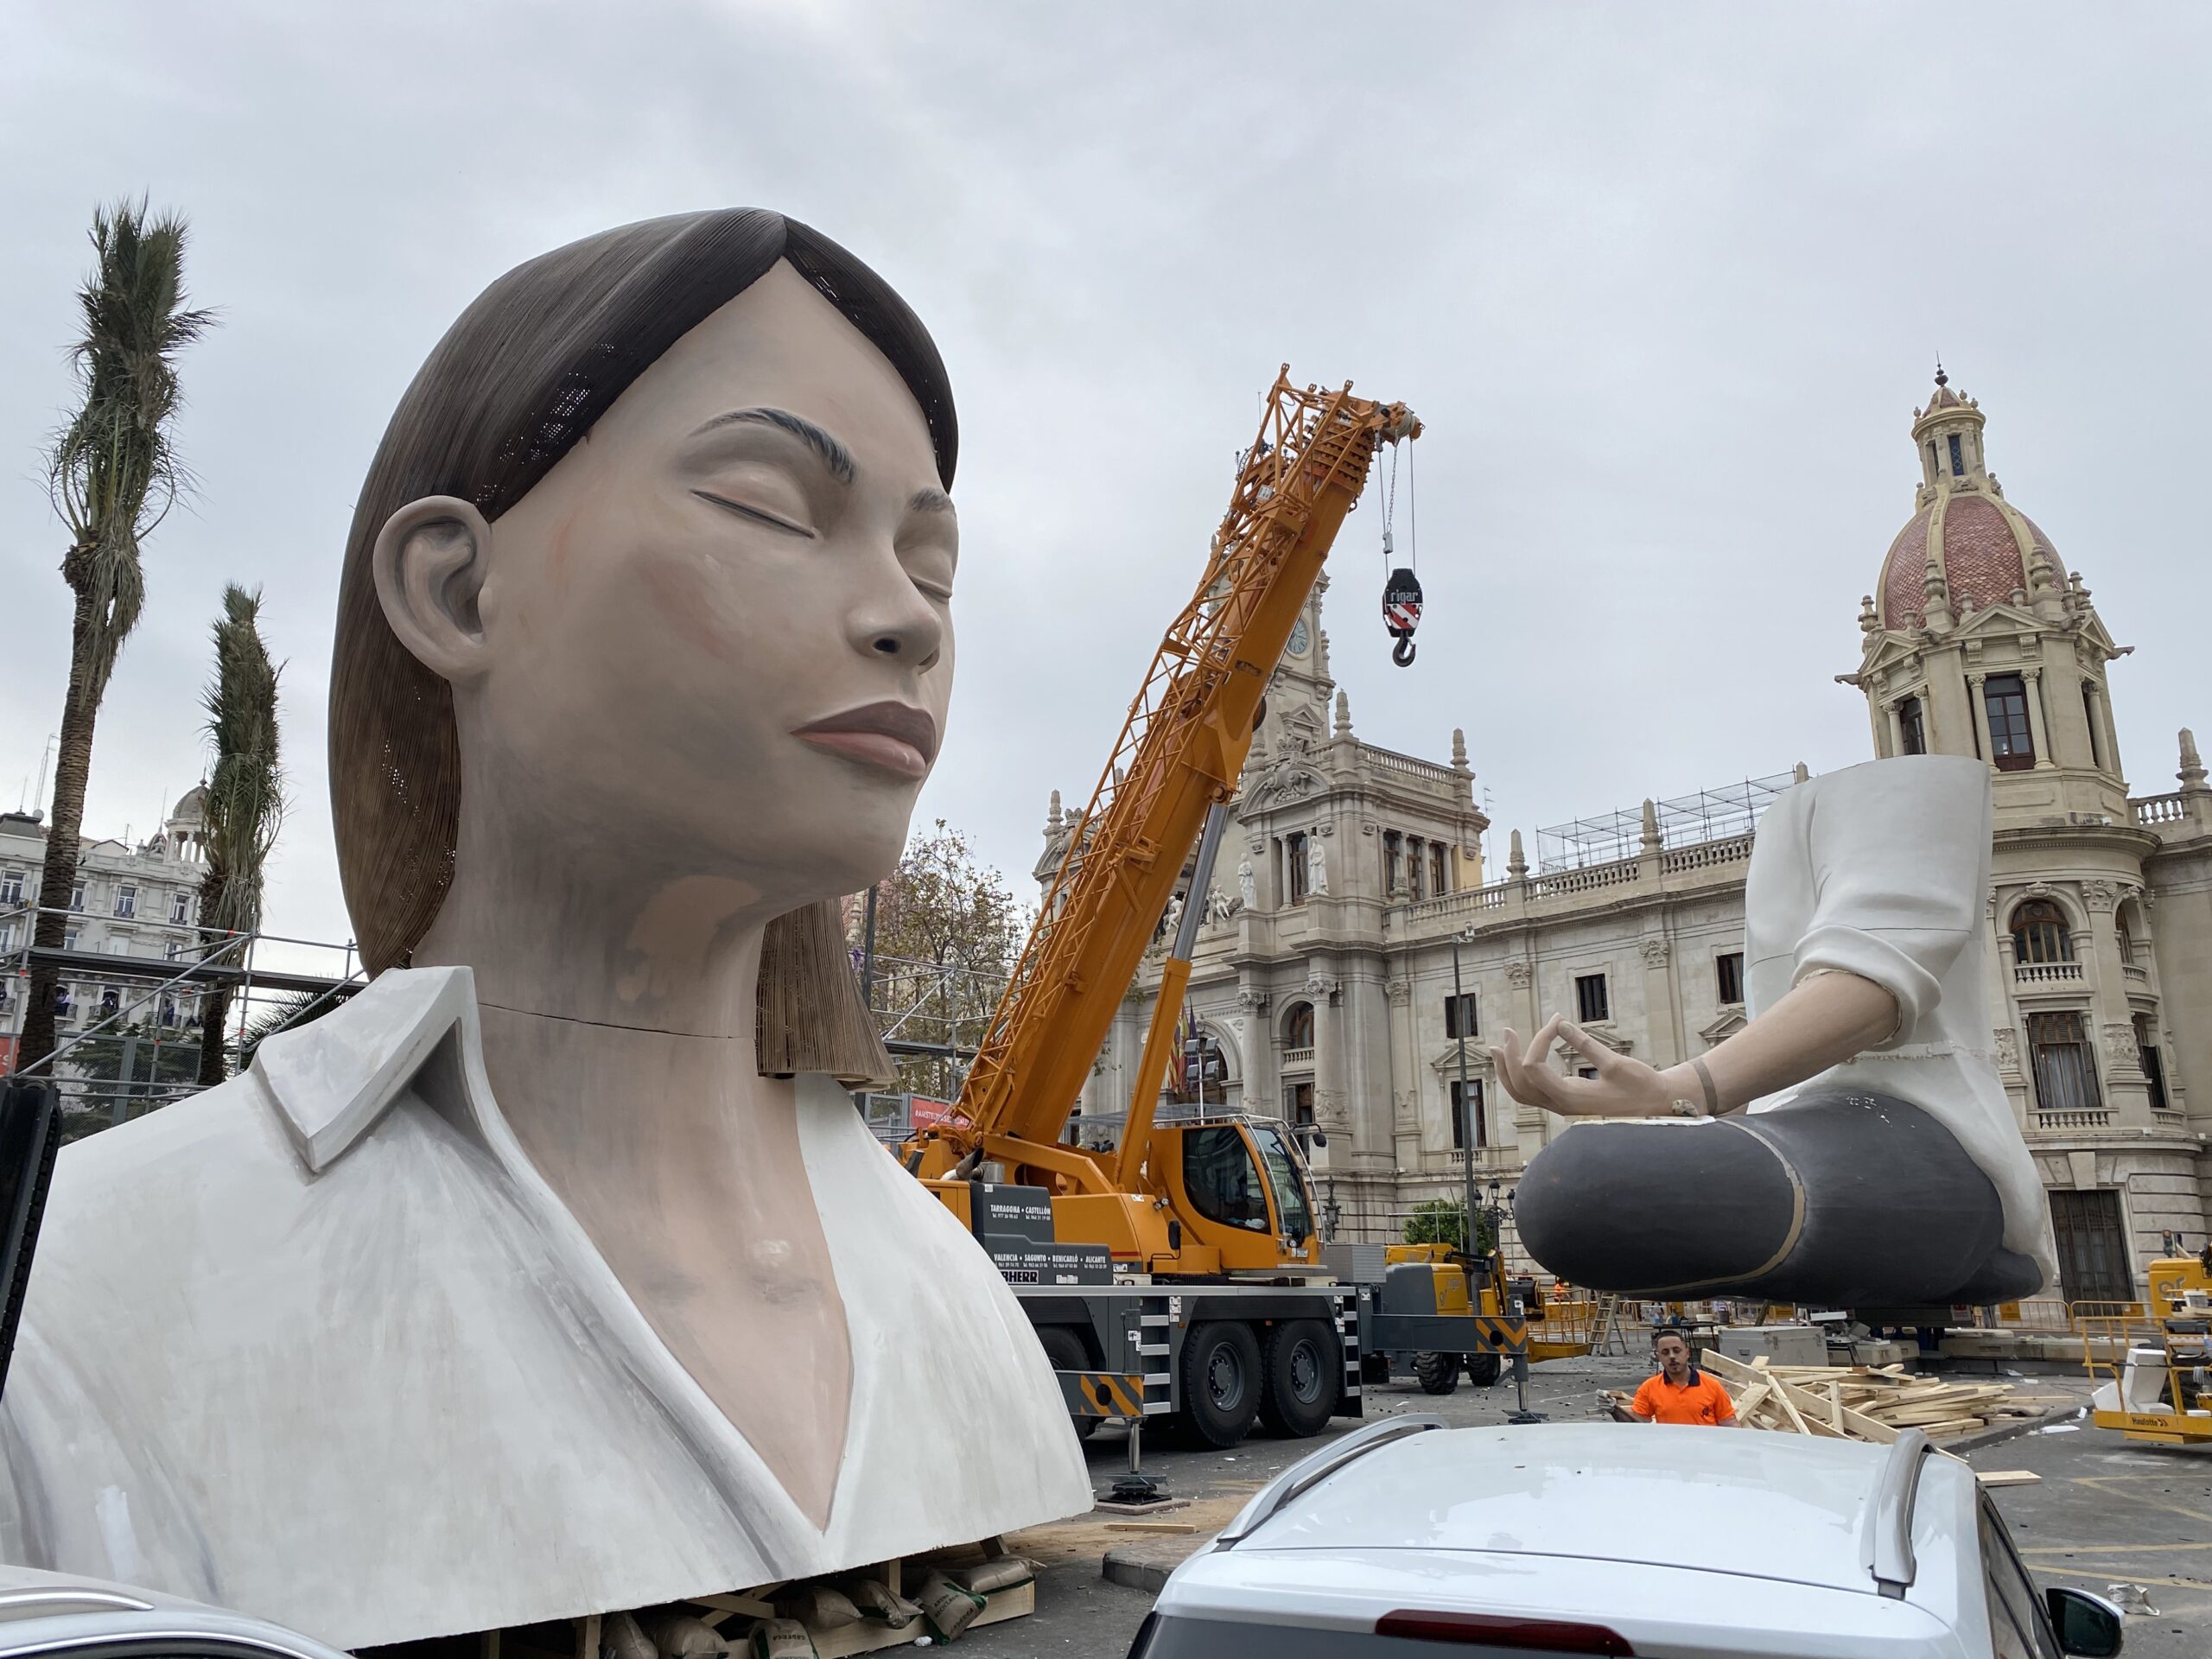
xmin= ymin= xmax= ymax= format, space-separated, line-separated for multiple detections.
xmin=897 ymin=373 xmax=1531 ymax=1446
xmin=907 ymin=369 xmax=1413 ymax=1263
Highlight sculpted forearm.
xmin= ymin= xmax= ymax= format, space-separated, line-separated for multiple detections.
xmin=1659 ymin=971 xmax=1898 ymax=1114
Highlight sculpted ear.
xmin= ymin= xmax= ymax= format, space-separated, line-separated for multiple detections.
xmin=372 ymin=495 xmax=493 ymax=682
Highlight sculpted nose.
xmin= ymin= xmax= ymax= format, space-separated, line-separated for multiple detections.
xmin=849 ymin=559 xmax=944 ymax=671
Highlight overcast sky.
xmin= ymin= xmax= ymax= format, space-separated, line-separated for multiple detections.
xmin=3 ymin=3 xmax=2208 ymax=947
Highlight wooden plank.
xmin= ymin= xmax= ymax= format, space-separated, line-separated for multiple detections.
xmin=1702 ymin=1348 xmax=1897 ymax=1443
xmin=1975 ymin=1470 xmax=2043 ymax=1488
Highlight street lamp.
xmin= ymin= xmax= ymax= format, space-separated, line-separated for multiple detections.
xmin=1321 ymin=1179 xmax=1343 ymax=1243
xmin=1451 ymin=925 xmax=1478 ymax=1255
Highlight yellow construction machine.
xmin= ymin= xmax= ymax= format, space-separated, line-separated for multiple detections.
xmin=2082 ymin=1252 xmax=2212 ymax=1446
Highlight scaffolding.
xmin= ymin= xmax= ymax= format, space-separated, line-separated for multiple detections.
xmin=1534 ymin=770 xmax=1798 ymax=872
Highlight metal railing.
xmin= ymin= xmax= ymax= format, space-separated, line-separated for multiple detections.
xmin=2 ymin=902 xmax=363 ymax=1136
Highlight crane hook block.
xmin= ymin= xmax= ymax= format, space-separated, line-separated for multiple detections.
xmin=1382 ymin=566 xmax=1423 ymax=670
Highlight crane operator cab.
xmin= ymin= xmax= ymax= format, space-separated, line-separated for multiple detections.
xmin=1163 ymin=1116 xmax=1321 ymax=1271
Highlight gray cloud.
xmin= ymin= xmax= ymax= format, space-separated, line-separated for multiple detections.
xmin=3 ymin=1 xmax=2206 ymax=946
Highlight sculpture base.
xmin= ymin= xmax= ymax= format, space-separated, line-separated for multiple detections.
xmin=362 ymin=1543 xmax=1036 ymax=1659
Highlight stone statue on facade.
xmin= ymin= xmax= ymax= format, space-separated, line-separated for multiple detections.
xmin=1237 ymin=855 xmax=1257 ymax=912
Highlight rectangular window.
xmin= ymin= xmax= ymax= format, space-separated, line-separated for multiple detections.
xmin=1948 ymin=433 xmax=1965 ymax=476
xmin=1450 ymin=1077 xmax=1484 ymax=1150
xmin=1407 ymin=837 xmax=1425 ymax=901
xmin=0 ymin=868 xmax=22 ymax=904
xmin=69 ymin=881 xmax=86 ymax=912
xmin=1443 ymin=992 xmax=1478 ymax=1039
xmin=1382 ymin=831 xmax=1402 ymax=895
xmin=1983 ymin=674 xmax=2036 ymax=771
xmin=171 ymin=890 xmax=192 ymax=925
xmin=2135 ymin=1014 xmax=2169 ymax=1114
xmin=2048 ymin=1189 xmax=2133 ymax=1306
xmin=1715 ymin=951 xmax=1745 ymax=1006
xmin=1429 ymin=843 xmax=1449 ymax=897
xmin=2026 ymin=1010 xmax=2101 ymax=1114
xmin=63 ymin=929 xmax=80 ymax=952
xmin=2082 ymin=683 xmax=2102 ymax=769
xmin=1286 ymin=832 xmax=1309 ymax=905
xmin=1283 ymin=1079 xmax=1314 ymax=1128
xmin=113 ymin=884 xmax=137 ymax=918
xmin=1574 ymin=972 xmax=1610 ymax=1024
xmin=99 ymin=985 xmax=121 ymax=1018
xmin=0 ymin=922 xmax=15 ymax=954
xmin=1897 ymin=696 xmax=1927 ymax=755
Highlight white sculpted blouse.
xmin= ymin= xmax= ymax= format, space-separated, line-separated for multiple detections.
xmin=1742 ymin=754 xmax=2057 ymax=1289
xmin=0 ymin=967 xmax=1091 ymax=1650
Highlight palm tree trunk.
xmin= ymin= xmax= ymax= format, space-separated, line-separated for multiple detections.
xmin=18 ymin=582 xmax=103 ymax=1071
xmin=194 ymin=865 xmax=231 ymax=1086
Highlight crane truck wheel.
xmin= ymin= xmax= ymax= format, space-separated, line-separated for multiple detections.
xmin=1412 ymin=1351 xmax=1461 ymax=1395
xmin=1176 ymin=1321 xmax=1263 ymax=1448
xmin=1035 ymin=1326 xmax=1097 ymax=1440
xmin=1258 ymin=1319 xmax=1341 ymax=1437
xmin=1465 ymin=1351 xmax=1503 ymax=1388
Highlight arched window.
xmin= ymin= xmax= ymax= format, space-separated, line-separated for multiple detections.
xmin=2011 ymin=899 xmax=2073 ymax=964
xmin=1282 ymin=1001 xmax=1315 ymax=1050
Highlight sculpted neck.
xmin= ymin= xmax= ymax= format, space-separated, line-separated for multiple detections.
xmin=412 ymin=802 xmax=787 ymax=1042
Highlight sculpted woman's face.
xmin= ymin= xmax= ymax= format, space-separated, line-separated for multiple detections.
xmin=379 ymin=261 xmax=956 ymax=913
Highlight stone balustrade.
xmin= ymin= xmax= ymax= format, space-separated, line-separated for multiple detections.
xmin=1282 ymin=1045 xmax=1315 ymax=1067
xmin=2037 ymin=1109 xmax=2112 ymax=1131
xmin=2014 ymin=962 xmax=2084 ymax=985
xmin=1357 ymin=742 xmax=1464 ymax=792
xmin=1390 ymin=827 xmax=1756 ymax=941
xmin=2133 ymin=791 xmax=2187 ymax=825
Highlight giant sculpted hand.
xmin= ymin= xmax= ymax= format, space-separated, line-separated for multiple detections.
xmin=1491 ymin=1016 xmax=1688 ymax=1120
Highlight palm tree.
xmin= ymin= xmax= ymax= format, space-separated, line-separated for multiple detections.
xmin=194 ymin=584 xmax=283 ymax=1084
xmin=18 ymin=201 xmax=215 ymax=1071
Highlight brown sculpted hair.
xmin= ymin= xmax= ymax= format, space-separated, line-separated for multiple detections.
xmin=330 ymin=210 xmax=955 ymax=1082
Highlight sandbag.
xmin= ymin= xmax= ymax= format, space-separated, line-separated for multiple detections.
xmin=914 ymin=1570 xmax=986 ymax=1642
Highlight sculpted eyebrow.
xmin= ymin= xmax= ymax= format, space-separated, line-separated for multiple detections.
xmin=690 ymin=406 xmax=855 ymax=486
xmin=908 ymin=487 xmax=955 ymax=515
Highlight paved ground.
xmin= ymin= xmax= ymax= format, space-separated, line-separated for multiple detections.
xmin=966 ymin=1356 xmax=2212 ymax=1659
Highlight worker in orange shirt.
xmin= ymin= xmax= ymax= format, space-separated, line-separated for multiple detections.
xmin=1629 ymin=1327 xmax=1737 ymax=1426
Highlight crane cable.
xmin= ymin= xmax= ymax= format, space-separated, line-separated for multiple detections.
xmin=1381 ymin=435 xmax=1423 ymax=667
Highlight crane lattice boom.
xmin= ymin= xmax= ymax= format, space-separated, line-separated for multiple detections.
xmin=942 ymin=369 xmax=1418 ymax=1169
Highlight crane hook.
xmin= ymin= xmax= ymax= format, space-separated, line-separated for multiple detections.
xmin=1382 ymin=565 xmax=1423 ymax=670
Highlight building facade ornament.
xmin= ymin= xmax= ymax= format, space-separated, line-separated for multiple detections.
xmin=2082 ymin=880 xmax=2116 ymax=912
xmin=1993 ymin=1027 xmax=2021 ymax=1075
xmin=1505 ymin=961 xmax=1534 ymax=988
xmin=1386 ymin=979 xmax=1410 ymax=1006
xmin=1638 ymin=938 xmax=1671 ymax=967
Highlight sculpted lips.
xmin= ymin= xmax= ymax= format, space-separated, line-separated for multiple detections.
xmin=792 ymin=701 xmax=939 ymax=779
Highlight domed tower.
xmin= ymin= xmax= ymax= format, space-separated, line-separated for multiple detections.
xmin=1843 ymin=370 xmax=2204 ymax=1290
xmin=1851 ymin=367 xmax=2131 ymax=828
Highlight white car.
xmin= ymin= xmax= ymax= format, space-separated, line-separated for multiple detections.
xmin=1133 ymin=1417 xmax=2123 ymax=1658
xmin=0 ymin=1563 xmax=353 ymax=1659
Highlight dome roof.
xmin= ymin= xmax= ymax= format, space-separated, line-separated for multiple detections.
xmin=171 ymin=782 xmax=208 ymax=821
xmin=1878 ymin=493 xmax=2066 ymax=626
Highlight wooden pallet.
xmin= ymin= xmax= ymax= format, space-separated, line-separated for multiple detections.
xmin=1691 ymin=1349 xmax=2049 ymax=1445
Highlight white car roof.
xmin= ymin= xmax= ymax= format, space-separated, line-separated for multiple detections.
xmin=1214 ymin=1421 xmax=1974 ymax=1599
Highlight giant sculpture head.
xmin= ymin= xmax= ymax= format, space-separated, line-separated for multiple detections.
xmin=329 ymin=211 xmax=958 ymax=1076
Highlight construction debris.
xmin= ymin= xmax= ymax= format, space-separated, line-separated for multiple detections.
xmin=1599 ymin=1348 xmax=2063 ymax=1447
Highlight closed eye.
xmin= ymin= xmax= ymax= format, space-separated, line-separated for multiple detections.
xmin=693 ymin=489 xmax=816 ymax=538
